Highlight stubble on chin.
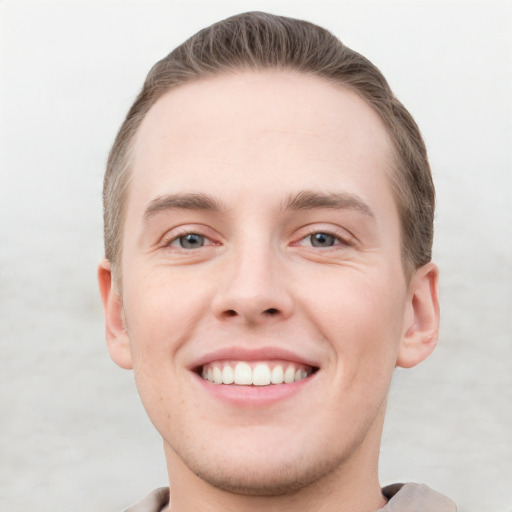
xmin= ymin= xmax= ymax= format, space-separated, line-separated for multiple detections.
xmin=171 ymin=441 xmax=358 ymax=498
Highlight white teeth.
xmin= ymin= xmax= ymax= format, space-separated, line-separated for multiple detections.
xmin=252 ymin=364 xmax=271 ymax=386
xmin=234 ymin=362 xmax=252 ymax=385
xmin=222 ymin=365 xmax=234 ymax=384
xmin=271 ymin=365 xmax=284 ymax=384
xmin=201 ymin=361 xmax=313 ymax=386
xmin=213 ymin=366 xmax=222 ymax=384
xmin=284 ymin=365 xmax=295 ymax=384
xmin=295 ymin=369 xmax=307 ymax=382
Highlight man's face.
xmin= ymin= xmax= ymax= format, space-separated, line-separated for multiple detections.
xmin=101 ymin=71 xmax=436 ymax=494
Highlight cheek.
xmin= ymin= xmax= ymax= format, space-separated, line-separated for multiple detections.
xmin=303 ymin=270 xmax=405 ymax=368
xmin=120 ymin=276 xmax=195 ymax=426
xmin=123 ymin=267 xmax=213 ymax=341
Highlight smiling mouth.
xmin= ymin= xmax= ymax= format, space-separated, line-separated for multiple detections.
xmin=198 ymin=361 xmax=318 ymax=386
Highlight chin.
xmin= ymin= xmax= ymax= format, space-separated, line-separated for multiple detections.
xmin=183 ymin=446 xmax=349 ymax=497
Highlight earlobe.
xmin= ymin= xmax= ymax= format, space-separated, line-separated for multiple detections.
xmin=97 ymin=259 xmax=133 ymax=370
xmin=396 ymin=262 xmax=440 ymax=369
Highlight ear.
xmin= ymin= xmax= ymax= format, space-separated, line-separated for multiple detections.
xmin=97 ymin=259 xmax=133 ymax=369
xmin=396 ymin=262 xmax=440 ymax=369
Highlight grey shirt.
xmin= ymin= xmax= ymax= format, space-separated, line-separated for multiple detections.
xmin=124 ymin=483 xmax=457 ymax=511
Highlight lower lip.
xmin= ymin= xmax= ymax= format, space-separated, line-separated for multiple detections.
xmin=192 ymin=372 xmax=316 ymax=407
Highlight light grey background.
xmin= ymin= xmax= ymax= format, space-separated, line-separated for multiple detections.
xmin=1 ymin=1 xmax=511 ymax=511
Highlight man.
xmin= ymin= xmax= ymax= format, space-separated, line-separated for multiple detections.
xmin=98 ymin=12 xmax=457 ymax=512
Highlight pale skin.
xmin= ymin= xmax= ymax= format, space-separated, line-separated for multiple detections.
xmin=98 ymin=71 xmax=440 ymax=512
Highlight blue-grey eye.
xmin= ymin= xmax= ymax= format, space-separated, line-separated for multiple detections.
xmin=179 ymin=234 xmax=205 ymax=249
xmin=310 ymin=233 xmax=336 ymax=247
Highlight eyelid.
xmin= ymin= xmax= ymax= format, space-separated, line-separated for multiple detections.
xmin=291 ymin=224 xmax=356 ymax=248
xmin=159 ymin=224 xmax=220 ymax=249
xmin=168 ymin=234 xmax=211 ymax=249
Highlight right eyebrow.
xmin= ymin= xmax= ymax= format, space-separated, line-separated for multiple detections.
xmin=142 ymin=193 xmax=224 ymax=223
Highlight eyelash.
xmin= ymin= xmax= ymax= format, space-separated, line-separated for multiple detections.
xmin=163 ymin=232 xmax=214 ymax=250
xmin=295 ymin=228 xmax=352 ymax=249
xmin=160 ymin=224 xmax=218 ymax=250
xmin=161 ymin=227 xmax=352 ymax=252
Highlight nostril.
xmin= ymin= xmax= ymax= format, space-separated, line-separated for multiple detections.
xmin=220 ymin=307 xmax=281 ymax=319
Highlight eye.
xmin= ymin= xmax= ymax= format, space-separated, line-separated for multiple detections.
xmin=292 ymin=228 xmax=352 ymax=250
xmin=170 ymin=233 xmax=206 ymax=249
xmin=308 ymin=232 xmax=338 ymax=248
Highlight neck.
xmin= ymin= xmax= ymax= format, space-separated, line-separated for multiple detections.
xmin=162 ymin=411 xmax=387 ymax=512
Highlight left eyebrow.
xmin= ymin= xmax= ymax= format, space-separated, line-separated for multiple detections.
xmin=282 ymin=190 xmax=375 ymax=218
xmin=142 ymin=193 xmax=224 ymax=223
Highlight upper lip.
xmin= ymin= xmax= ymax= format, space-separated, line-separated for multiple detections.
xmin=189 ymin=346 xmax=321 ymax=371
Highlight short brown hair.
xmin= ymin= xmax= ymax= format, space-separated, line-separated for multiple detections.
xmin=104 ymin=11 xmax=434 ymax=279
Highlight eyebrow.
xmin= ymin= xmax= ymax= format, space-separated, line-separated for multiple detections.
xmin=142 ymin=190 xmax=374 ymax=222
xmin=282 ymin=190 xmax=375 ymax=218
xmin=143 ymin=193 xmax=224 ymax=222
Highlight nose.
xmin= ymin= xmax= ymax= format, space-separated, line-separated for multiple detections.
xmin=211 ymin=240 xmax=294 ymax=325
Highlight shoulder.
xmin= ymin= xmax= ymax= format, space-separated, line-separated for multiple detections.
xmin=380 ymin=483 xmax=457 ymax=511
xmin=123 ymin=487 xmax=169 ymax=512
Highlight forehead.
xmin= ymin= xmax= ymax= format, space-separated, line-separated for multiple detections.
xmin=129 ymin=70 xmax=395 ymax=216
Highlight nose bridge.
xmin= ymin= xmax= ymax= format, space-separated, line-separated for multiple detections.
xmin=212 ymin=232 xmax=293 ymax=322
